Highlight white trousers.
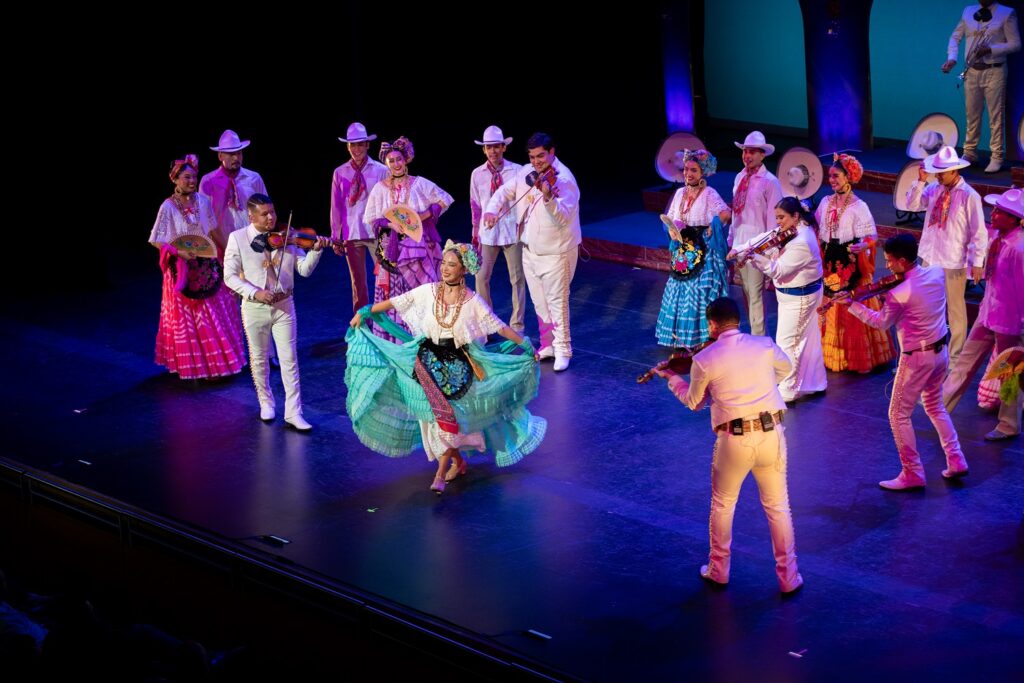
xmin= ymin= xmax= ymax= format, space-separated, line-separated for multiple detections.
xmin=706 ymin=425 xmax=800 ymax=592
xmin=964 ymin=65 xmax=1007 ymax=160
xmin=522 ymin=246 xmax=578 ymax=356
xmin=889 ymin=347 xmax=966 ymax=480
xmin=241 ymin=298 xmax=303 ymax=420
xmin=775 ymin=290 xmax=827 ymax=401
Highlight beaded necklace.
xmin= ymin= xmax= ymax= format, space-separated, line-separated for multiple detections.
xmin=389 ymin=174 xmax=413 ymax=206
xmin=171 ymin=191 xmax=201 ymax=229
xmin=826 ymin=190 xmax=854 ymax=240
xmin=433 ymin=281 xmax=466 ymax=329
xmin=678 ymin=181 xmax=706 ymax=222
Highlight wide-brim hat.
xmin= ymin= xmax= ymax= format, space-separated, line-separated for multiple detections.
xmin=984 ymin=188 xmax=1024 ymax=219
xmin=655 ymin=131 xmax=706 ymax=183
xmin=777 ymin=147 xmax=823 ymax=199
xmin=210 ymin=129 xmax=250 ymax=153
xmin=893 ymin=160 xmax=933 ymax=211
xmin=906 ymin=113 xmax=959 ymax=159
xmin=923 ymin=145 xmax=971 ymax=173
xmin=475 ymin=125 xmax=512 ymax=146
xmin=734 ymin=130 xmax=775 ymax=156
xmin=339 ymin=122 xmax=377 ymax=143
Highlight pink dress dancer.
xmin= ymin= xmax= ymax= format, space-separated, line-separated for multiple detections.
xmin=149 ymin=154 xmax=246 ymax=379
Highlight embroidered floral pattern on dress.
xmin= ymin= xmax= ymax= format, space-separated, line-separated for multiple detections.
xmin=415 ymin=339 xmax=473 ymax=401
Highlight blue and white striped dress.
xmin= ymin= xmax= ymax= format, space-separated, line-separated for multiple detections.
xmin=655 ymin=186 xmax=731 ymax=348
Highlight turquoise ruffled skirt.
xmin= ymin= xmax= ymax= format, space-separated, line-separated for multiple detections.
xmin=345 ymin=322 xmax=546 ymax=467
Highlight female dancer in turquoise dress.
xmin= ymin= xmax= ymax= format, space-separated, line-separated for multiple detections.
xmin=655 ymin=150 xmax=732 ymax=348
xmin=347 ymin=241 xmax=545 ymax=494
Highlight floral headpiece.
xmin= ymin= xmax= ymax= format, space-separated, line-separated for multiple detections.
xmin=379 ymin=136 xmax=415 ymax=163
xmin=169 ymin=154 xmax=199 ymax=181
xmin=443 ymin=239 xmax=481 ymax=275
xmin=682 ymin=149 xmax=718 ymax=178
xmin=833 ymin=153 xmax=864 ymax=184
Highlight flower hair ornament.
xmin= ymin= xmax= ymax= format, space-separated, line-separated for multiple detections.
xmin=379 ymin=136 xmax=415 ymax=163
xmin=833 ymin=153 xmax=864 ymax=185
xmin=443 ymin=239 xmax=481 ymax=275
xmin=169 ymin=154 xmax=199 ymax=181
xmin=682 ymin=149 xmax=718 ymax=178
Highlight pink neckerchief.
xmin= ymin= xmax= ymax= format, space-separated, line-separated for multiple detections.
xmin=732 ymin=166 xmax=757 ymax=215
xmin=929 ymin=183 xmax=955 ymax=229
xmin=486 ymin=160 xmax=504 ymax=195
xmin=348 ymin=157 xmax=369 ymax=206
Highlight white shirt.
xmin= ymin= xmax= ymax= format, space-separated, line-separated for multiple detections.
xmin=850 ymin=265 xmax=949 ymax=351
xmin=390 ymin=283 xmax=506 ymax=348
xmin=330 ymin=158 xmax=390 ymax=242
xmin=729 ymin=165 xmax=784 ymax=247
xmin=199 ymin=167 xmax=268 ymax=246
xmin=485 ymin=157 xmax=581 ymax=256
xmin=364 ymin=175 xmax=453 ymax=222
xmin=948 ymin=3 xmax=1021 ymax=64
xmin=906 ymin=177 xmax=988 ymax=269
xmin=666 ymin=185 xmax=729 ymax=227
xmin=815 ymin=195 xmax=876 ymax=244
xmin=223 ymin=224 xmax=323 ymax=300
xmin=149 ymin=194 xmax=217 ymax=245
xmin=668 ymin=328 xmax=791 ymax=429
xmin=746 ymin=223 xmax=824 ymax=289
xmin=976 ymin=228 xmax=1024 ymax=336
xmin=470 ymin=159 xmax=522 ymax=246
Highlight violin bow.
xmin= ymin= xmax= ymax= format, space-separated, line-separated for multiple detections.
xmin=272 ymin=211 xmax=293 ymax=293
xmin=490 ymin=166 xmax=553 ymax=226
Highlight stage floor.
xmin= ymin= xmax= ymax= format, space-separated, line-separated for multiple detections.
xmin=4 ymin=247 xmax=1023 ymax=681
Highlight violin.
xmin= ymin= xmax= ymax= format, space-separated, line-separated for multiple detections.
xmin=486 ymin=165 xmax=560 ymax=228
xmin=525 ymin=164 xmax=558 ymax=190
xmin=267 ymin=226 xmax=343 ymax=251
xmin=729 ymin=225 xmax=799 ymax=266
xmin=817 ymin=273 xmax=904 ymax=314
xmin=637 ymin=338 xmax=715 ymax=384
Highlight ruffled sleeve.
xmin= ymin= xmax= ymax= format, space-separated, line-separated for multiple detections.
xmin=850 ymin=199 xmax=877 ymax=240
xmin=364 ymin=182 xmax=388 ymax=224
xmin=665 ymin=187 xmax=685 ymax=221
xmin=390 ymin=283 xmax=433 ymax=337
xmin=412 ymin=177 xmax=454 ymax=215
xmin=705 ymin=188 xmax=729 ymax=217
xmin=453 ymin=295 xmax=506 ymax=347
xmin=197 ymin=194 xmax=217 ymax=237
xmin=149 ymin=200 xmax=177 ymax=245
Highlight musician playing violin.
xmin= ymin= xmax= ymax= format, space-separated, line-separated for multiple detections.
xmin=483 ymin=132 xmax=581 ymax=372
xmin=655 ymin=296 xmax=803 ymax=595
xmin=223 ymin=194 xmax=331 ymax=431
xmin=729 ymin=197 xmax=827 ymax=403
xmin=834 ymin=234 xmax=969 ymax=490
